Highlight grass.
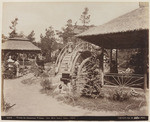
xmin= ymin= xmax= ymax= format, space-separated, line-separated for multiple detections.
xmin=55 ymin=85 xmax=148 ymax=116
xmin=20 ymin=67 xmax=148 ymax=116
xmin=74 ymin=96 xmax=146 ymax=112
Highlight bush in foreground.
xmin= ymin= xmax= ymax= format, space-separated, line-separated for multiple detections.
xmin=40 ymin=78 xmax=53 ymax=91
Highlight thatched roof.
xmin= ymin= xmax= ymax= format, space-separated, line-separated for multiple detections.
xmin=73 ymin=25 xmax=95 ymax=34
xmin=8 ymin=37 xmax=29 ymax=41
xmin=77 ymin=7 xmax=148 ymax=36
xmin=2 ymin=40 xmax=41 ymax=52
xmin=77 ymin=5 xmax=149 ymax=49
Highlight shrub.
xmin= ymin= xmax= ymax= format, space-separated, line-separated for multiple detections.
xmin=62 ymin=92 xmax=79 ymax=106
xmin=3 ymin=63 xmax=17 ymax=79
xmin=108 ymin=87 xmax=130 ymax=102
xmin=82 ymin=77 xmax=103 ymax=99
xmin=128 ymin=49 xmax=146 ymax=74
xmin=81 ymin=57 xmax=103 ymax=99
xmin=30 ymin=63 xmax=44 ymax=77
xmin=40 ymin=78 xmax=52 ymax=90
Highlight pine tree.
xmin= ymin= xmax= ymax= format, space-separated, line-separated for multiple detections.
xmin=56 ymin=19 xmax=75 ymax=45
xmin=27 ymin=30 xmax=35 ymax=43
xmin=9 ymin=18 xmax=18 ymax=38
xmin=40 ymin=26 xmax=56 ymax=62
xmin=80 ymin=7 xmax=90 ymax=28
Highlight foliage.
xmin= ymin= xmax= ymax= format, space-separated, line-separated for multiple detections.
xmin=9 ymin=18 xmax=18 ymax=38
xmin=40 ymin=26 xmax=56 ymax=62
xmin=56 ymin=19 xmax=76 ymax=44
xmin=108 ymin=87 xmax=130 ymax=102
xmin=2 ymin=34 xmax=7 ymax=43
xmin=81 ymin=56 xmax=103 ymax=99
xmin=128 ymin=49 xmax=145 ymax=74
xmin=3 ymin=63 xmax=16 ymax=79
xmin=55 ymin=83 xmax=79 ymax=105
xmin=27 ymin=30 xmax=35 ymax=43
xmin=57 ymin=92 xmax=79 ymax=106
xmin=72 ymin=91 xmax=147 ymax=115
xmin=82 ymin=77 xmax=103 ymax=99
xmin=80 ymin=7 xmax=90 ymax=27
xmin=40 ymin=78 xmax=53 ymax=90
xmin=9 ymin=18 xmax=35 ymax=40
xmin=32 ymin=65 xmax=44 ymax=77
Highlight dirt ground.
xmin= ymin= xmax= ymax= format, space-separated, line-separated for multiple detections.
xmin=2 ymin=73 xmax=148 ymax=116
xmin=2 ymin=73 xmax=119 ymax=116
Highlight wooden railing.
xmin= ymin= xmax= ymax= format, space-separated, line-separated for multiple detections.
xmin=55 ymin=43 xmax=71 ymax=74
xmin=55 ymin=41 xmax=96 ymax=74
xmin=104 ymin=73 xmax=144 ymax=88
xmin=69 ymin=42 xmax=95 ymax=72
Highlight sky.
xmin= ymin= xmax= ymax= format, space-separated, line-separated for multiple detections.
xmin=2 ymin=2 xmax=139 ymax=42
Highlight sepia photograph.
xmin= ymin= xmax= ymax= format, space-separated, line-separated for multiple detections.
xmin=1 ymin=1 xmax=149 ymax=121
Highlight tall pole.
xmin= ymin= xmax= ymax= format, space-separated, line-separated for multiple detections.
xmin=101 ymin=46 xmax=104 ymax=85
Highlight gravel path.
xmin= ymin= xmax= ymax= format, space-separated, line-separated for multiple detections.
xmin=2 ymin=73 xmax=118 ymax=116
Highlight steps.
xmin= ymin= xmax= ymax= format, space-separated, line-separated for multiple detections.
xmin=58 ymin=53 xmax=72 ymax=74
xmin=56 ymin=42 xmax=95 ymax=75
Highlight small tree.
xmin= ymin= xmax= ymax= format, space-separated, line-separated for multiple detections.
xmin=80 ymin=7 xmax=90 ymax=27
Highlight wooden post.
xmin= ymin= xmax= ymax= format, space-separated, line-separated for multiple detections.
xmin=1 ymin=76 xmax=4 ymax=112
xmin=101 ymin=46 xmax=104 ymax=85
xmin=116 ymin=49 xmax=118 ymax=65
xmin=116 ymin=49 xmax=118 ymax=73
xmin=144 ymin=48 xmax=148 ymax=92
xmin=110 ymin=49 xmax=112 ymax=72
xmin=144 ymin=74 xmax=147 ymax=92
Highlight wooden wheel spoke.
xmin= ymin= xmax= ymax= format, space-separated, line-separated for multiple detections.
xmin=112 ymin=76 xmax=121 ymax=86
xmin=123 ymin=77 xmax=133 ymax=86
xmin=126 ymin=77 xmax=144 ymax=86
xmin=117 ymin=76 xmax=122 ymax=85
xmin=105 ymin=80 xmax=118 ymax=86
xmin=123 ymin=75 xmax=132 ymax=85
xmin=129 ymin=82 xmax=144 ymax=87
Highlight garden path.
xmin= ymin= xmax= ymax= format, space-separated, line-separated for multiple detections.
xmin=2 ymin=73 xmax=119 ymax=116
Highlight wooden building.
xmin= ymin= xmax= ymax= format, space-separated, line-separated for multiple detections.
xmin=77 ymin=3 xmax=149 ymax=90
